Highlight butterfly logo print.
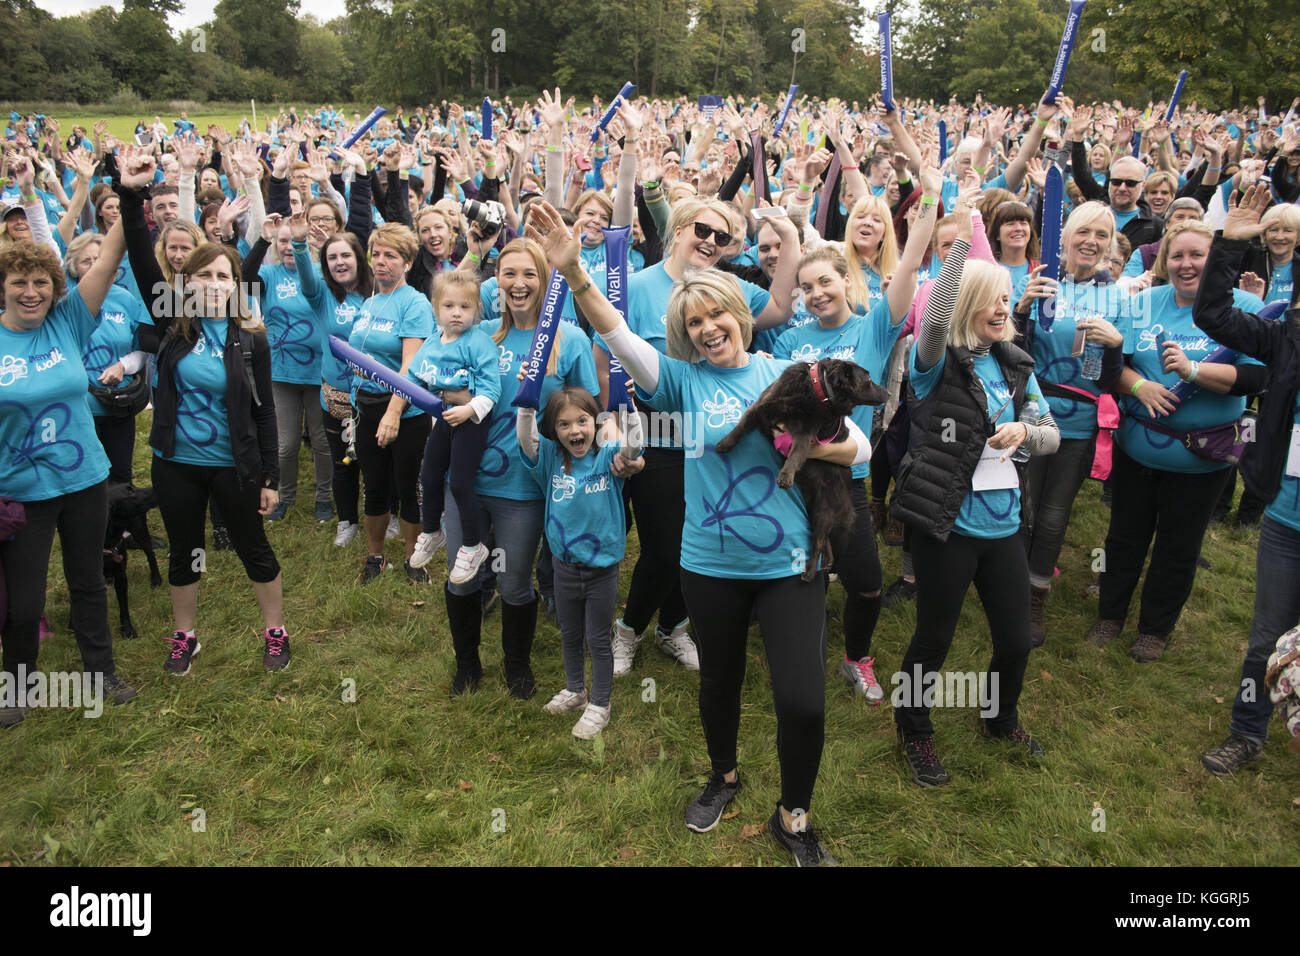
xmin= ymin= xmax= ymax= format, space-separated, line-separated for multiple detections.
xmin=551 ymin=473 xmax=576 ymax=503
xmin=699 ymin=453 xmax=784 ymax=554
xmin=702 ymin=389 xmax=742 ymax=429
xmin=0 ymin=400 xmax=84 ymax=477
xmin=791 ymin=343 xmax=820 ymax=363
xmin=498 ymin=346 xmax=515 ymax=375
xmin=0 ymin=355 xmax=28 ymax=387
xmin=268 ymin=307 xmax=317 ymax=367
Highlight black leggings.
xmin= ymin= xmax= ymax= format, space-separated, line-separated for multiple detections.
xmin=322 ymin=407 xmax=361 ymax=525
xmin=681 ymin=568 xmax=826 ymax=813
xmin=94 ymin=414 xmax=137 ymax=483
xmin=622 ymin=447 xmax=689 ymax=633
xmin=421 ymin=415 xmax=489 ymax=544
xmin=0 ymin=480 xmax=116 ymax=680
xmin=895 ymin=529 xmax=1031 ymax=740
xmin=355 ymin=405 xmax=430 ymax=524
xmin=829 ymin=479 xmax=883 ymax=659
xmin=151 ymin=456 xmax=281 ymax=587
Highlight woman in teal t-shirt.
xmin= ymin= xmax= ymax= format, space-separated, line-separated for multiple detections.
xmin=0 ymin=224 xmax=135 ymax=722
xmin=1090 ymin=221 xmax=1268 ymax=662
xmin=530 ymin=200 xmax=864 ymax=866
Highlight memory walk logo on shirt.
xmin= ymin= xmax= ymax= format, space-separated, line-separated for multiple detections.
xmin=551 ymin=472 xmax=576 ymax=502
xmin=0 ymin=354 xmax=29 ymax=386
xmin=497 ymin=346 xmax=515 ymax=375
xmin=334 ymin=302 xmax=358 ymax=327
xmin=1135 ymin=324 xmax=1210 ymax=354
xmin=702 ymin=389 xmax=744 ymax=429
xmin=579 ymin=472 xmax=611 ymax=494
xmin=32 ymin=346 xmax=68 ymax=373
xmin=789 ymin=343 xmax=820 ymax=362
xmin=191 ymin=335 xmax=223 ymax=359
xmin=275 ymin=276 xmax=298 ymax=300
xmin=103 ymin=310 xmax=128 ymax=326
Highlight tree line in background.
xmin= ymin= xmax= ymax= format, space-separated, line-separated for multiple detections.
xmin=0 ymin=0 xmax=1296 ymax=110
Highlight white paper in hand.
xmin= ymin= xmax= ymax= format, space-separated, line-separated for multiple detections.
xmin=971 ymin=440 xmax=1020 ymax=491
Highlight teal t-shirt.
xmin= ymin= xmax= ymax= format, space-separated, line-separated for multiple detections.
xmin=347 ymin=285 xmax=436 ymax=419
xmin=770 ymin=296 xmax=902 ymax=479
xmin=1118 ymin=285 xmax=1265 ymax=473
xmin=474 ymin=319 xmax=599 ymax=501
xmin=1267 ymin=261 xmax=1293 ymax=306
xmin=1264 ymin=398 xmax=1300 ymax=533
xmin=524 ymin=437 xmax=627 ymax=567
xmin=157 ymin=317 xmax=234 ymax=468
xmin=1113 ymin=207 xmax=1139 ymax=232
xmin=259 ymin=259 xmax=325 ymax=385
xmin=638 ymin=352 xmax=815 ymax=579
xmin=1032 ymin=279 xmax=1133 ymax=440
xmin=81 ymin=285 xmax=153 ymax=419
xmin=406 ymin=325 xmax=501 ymax=399
xmin=911 ymin=346 xmax=1044 ymax=539
xmin=1001 ymin=260 xmax=1031 ymax=304
xmin=0 ymin=289 xmax=111 ymax=501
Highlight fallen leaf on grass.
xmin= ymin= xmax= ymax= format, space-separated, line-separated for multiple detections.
xmin=721 ymin=810 xmax=740 ymax=820
xmin=411 ymin=601 xmax=425 ymax=608
xmin=1214 ymin=697 xmax=1224 ymax=704
xmin=1040 ymin=670 xmax=1053 ymax=682
xmin=486 ymin=753 xmax=502 ymax=763
xmin=616 ymin=847 xmax=637 ymax=860
xmin=739 ymin=822 xmax=766 ymax=839
xmin=458 ymin=781 xmax=473 ymax=791
xmin=275 ymin=695 xmax=287 ymax=704
xmin=1292 ymin=797 xmax=1300 ymax=809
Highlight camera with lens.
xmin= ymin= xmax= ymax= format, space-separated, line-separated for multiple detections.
xmin=462 ymin=198 xmax=507 ymax=237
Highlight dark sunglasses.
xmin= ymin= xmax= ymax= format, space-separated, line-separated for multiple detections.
xmin=1110 ymin=178 xmax=1142 ymax=188
xmin=692 ymin=221 xmax=734 ymax=246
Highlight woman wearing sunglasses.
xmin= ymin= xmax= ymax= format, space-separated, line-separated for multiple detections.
xmin=595 ymin=197 xmax=801 ymax=677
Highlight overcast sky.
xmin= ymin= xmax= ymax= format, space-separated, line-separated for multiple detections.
xmin=35 ymin=0 xmax=349 ymax=30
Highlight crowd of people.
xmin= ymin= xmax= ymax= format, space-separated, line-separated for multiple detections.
xmin=2 ymin=80 xmax=1299 ymax=866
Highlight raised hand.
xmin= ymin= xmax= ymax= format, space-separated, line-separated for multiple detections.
xmin=175 ymin=136 xmax=202 ymax=172
xmin=261 ymin=212 xmax=284 ymax=243
xmin=308 ymin=148 xmax=331 ymax=182
xmin=119 ymin=148 xmax=156 ymax=190
xmin=1222 ymin=183 xmax=1271 ymax=241
xmin=522 ymin=199 xmax=581 ymax=277
xmin=68 ymin=146 xmax=96 ymax=181
xmin=216 ymin=194 xmax=251 ymax=235
xmin=288 ymin=211 xmax=309 ymax=242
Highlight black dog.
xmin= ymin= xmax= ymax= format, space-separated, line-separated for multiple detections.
xmin=102 ymin=481 xmax=163 ymax=639
xmin=715 ymin=359 xmax=887 ymax=581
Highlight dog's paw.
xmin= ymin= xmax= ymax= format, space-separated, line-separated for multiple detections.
xmin=715 ymin=435 xmax=738 ymax=455
xmin=121 ymin=621 xmax=138 ymax=640
xmin=776 ymin=470 xmax=795 ymax=489
xmin=149 ymin=572 xmax=163 ymax=589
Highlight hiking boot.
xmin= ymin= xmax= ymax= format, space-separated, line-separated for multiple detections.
xmin=1130 ymin=632 xmax=1170 ymax=662
xmin=884 ymin=516 xmax=905 ymax=547
xmin=684 ymin=772 xmax=740 ymax=833
xmin=982 ymin=721 xmax=1045 ymax=757
xmin=102 ymin=674 xmax=138 ymax=705
xmin=767 ymin=809 xmax=836 ymax=867
xmin=1201 ymin=734 xmax=1263 ymax=776
xmin=1030 ymin=586 xmax=1049 ymax=648
xmin=263 ymin=628 xmax=290 ymax=671
xmin=882 ymin=576 xmax=917 ymax=609
xmin=212 ymin=524 xmax=233 ymax=551
xmin=1086 ymin=618 xmax=1123 ymax=648
xmin=899 ymin=732 xmax=950 ymax=788
xmin=839 ymin=655 xmax=884 ymax=704
xmin=163 ymin=632 xmax=200 ymax=675
xmin=361 ymin=555 xmax=388 ymax=585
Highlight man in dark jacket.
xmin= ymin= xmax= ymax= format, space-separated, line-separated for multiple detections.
xmin=1070 ymin=147 xmax=1164 ymax=248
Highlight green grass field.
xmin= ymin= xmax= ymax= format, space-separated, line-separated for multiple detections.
xmin=1 ymin=417 xmax=1296 ymax=867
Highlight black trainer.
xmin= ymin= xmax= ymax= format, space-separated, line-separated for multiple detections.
xmin=405 ymin=559 xmax=429 ymax=585
xmin=450 ymin=665 xmax=482 ymax=697
xmin=767 ymin=808 xmax=836 ymax=867
xmin=163 ymin=632 xmax=200 ymax=675
xmin=102 ymin=674 xmax=138 ymax=705
xmin=263 ymin=628 xmax=291 ymax=671
xmin=882 ymin=576 xmax=917 ymax=609
xmin=1202 ymin=734 xmax=1262 ymax=776
xmin=982 ymin=721 xmax=1046 ymax=758
xmin=361 ymin=555 xmax=387 ymax=585
xmin=900 ymin=732 xmax=950 ymax=787
xmin=684 ymin=771 xmax=740 ymax=832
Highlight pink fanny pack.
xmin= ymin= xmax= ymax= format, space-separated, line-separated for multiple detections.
xmin=773 ymin=422 xmax=842 ymax=458
xmin=1041 ymin=382 xmax=1119 ymax=481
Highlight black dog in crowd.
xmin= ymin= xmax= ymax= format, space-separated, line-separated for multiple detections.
xmin=102 ymin=480 xmax=163 ymax=639
xmin=715 ymin=358 xmax=887 ymax=582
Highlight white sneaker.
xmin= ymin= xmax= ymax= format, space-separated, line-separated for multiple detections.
xmin=572 ymin=702 xmax=611 ymax=739
xmin=612 ymin=618 xmax=642 ymax=676
xmin=385 ymin=515 xmax=400 ymax=539
xmin=448 ymin=543 xmax=490 ymax=585
xmin=655 ymin=620 xmax=699 ymax=670
xmin=839 ymin=655 xmax=884 ymax=704
xmin=409 ymin=530 xmax=446 ymax=569
xmin=333 ymin=520 xmax=359 ymax=547
xmin=543 ymin=688 xmax=588 ymax=714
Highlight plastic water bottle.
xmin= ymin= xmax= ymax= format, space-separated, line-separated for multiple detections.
xmin=1080 ymin=342 xmax=1104 ymax=381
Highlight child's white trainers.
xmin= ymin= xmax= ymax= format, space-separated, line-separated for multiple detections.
xmin=448 ymin=543 xmax=490 ymax=584
xmin=409 ymin=530 xmax=446 ymax=569
xmin=572 ymin=703 xmax=611 ymax=739
xmin=543 ymin=688 xmax=588 ymax=714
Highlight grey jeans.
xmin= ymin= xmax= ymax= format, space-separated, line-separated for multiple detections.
xmin=553 ymin=559 xmax=620 ymax=708
xmin=272 ymin=381 xmax=332 ymax=508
